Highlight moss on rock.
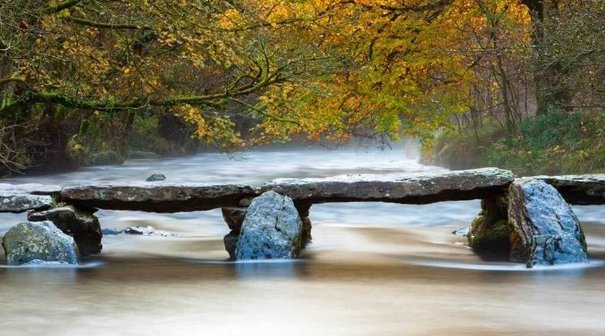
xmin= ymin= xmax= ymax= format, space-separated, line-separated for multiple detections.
xmin=468 ymin=197 xmax=511 ymax=254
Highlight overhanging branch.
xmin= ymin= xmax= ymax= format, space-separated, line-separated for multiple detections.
xmin=65 ymin=16 xmax=149 ymax=30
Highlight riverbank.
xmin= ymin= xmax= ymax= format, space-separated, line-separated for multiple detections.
xmin=422 ymin=108 xmax=605 ymax=176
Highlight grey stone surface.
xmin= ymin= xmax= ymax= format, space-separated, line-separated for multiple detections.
xmin=28 ymin=206 xmax=102 ymax=255
xmin=0 ymin=194 xmax=53 ymax=213
xmin=60 ymin=184 xmax=257 ymax=212
xmin=146 ymin=174 xmax=166 ymax=182
xmin=2 ymin=221 xmax=79 ymax=265
xmin=508 ymin=178 xmax=588 ymax=266
xmin=535 ymin=174 xmax=605 ymax=205
xmin=101 ymin=228 xmax=124 ymax=235
xmin=6 ymin=170 xmax=605 ymax=215
xmin=263 ymin=168 xmax=515 ymax=205
xmin=0 ymin=183 xmax=60 ymax=213
xmin=236 ymin=191 xmax=303 ymax=260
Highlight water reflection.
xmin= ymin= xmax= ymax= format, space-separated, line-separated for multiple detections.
xmin=233 ymin=260 xmax=300 ymax=278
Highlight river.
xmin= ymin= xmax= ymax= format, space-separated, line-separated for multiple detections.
xmin=1 ymin=144 xmax=604 ymax=336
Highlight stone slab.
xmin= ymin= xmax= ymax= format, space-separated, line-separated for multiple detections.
xmin=262 ymin=168 xmax=516 ymax=205
xmin=60 ymin=183 xmax=257 ymax=212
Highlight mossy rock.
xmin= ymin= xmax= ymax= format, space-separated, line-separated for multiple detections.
xmin=2 ymin=221 xmax=79 ymax=265
xmin=28 ymin=206 xmax=102 ymax=256
xmin=468 ymin=196 xmax=511 ymax=253
xmin=469 ymin=216 xmax=510 ymax=252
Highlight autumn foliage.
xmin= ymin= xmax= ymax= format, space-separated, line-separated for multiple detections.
xmin=0 ymin=0 xmax=602 ymax=173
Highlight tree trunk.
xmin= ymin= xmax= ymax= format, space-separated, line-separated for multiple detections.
xmin=522 ymin=0 xmax=571 ymax=115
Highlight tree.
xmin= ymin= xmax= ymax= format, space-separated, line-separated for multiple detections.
xmin=0 ymin=0 xmax=326 ymax=152
xmin=533 ymin=1 xmax=605 ymax=110
xmin=3 ymin=0 xmax=602 ymax=175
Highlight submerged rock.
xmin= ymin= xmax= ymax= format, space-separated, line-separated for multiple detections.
xmin=2 ymin=221 xmax=79 ymax=265
xmin=146 ymin=173 xmax=166 ymax=182
xmin=452 ymin=227 xmax=470 ymax=236
xmin=28 ymin=205 xmax=102 ymax=256
xmin=101 ymin=228 xmax=124 ymax=235
xmin=508 ymin=179 xmax=588 ymax=266
xmin=124 ymin=226 xmax=174 ymax=237
xmin=236 ymin=191 xmax=303 ymax=260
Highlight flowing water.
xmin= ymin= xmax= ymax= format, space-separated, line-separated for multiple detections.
xmin=1 ymin=144 xmax=604 ymax=336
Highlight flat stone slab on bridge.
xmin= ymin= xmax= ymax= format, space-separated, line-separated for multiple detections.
xmin=60 ymin=184 xmax=257 ymax=213
xmin=57 ymin=168 xmax=516 ymax=212
xmin=262 ymin=168 xmax=516 ymax=205
xmin=5 ymin=169 xmax=605 ymax=213
xmin=0 ymin=183 xmax=60 ymax=213
xmin=535 ymin=175 xmax=605 ymax=205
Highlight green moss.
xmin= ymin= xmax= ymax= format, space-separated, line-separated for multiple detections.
xmin=470 ymin=217 xmax=511 ymax=252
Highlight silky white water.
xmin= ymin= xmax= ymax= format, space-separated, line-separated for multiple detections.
xmin=1 ymin=144 xmax=604 ymax=336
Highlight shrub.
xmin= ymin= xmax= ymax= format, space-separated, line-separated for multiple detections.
xmin=424 ymin=107 xmax=605 ymax=175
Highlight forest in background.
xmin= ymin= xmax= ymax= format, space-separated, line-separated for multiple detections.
xmin=1 ymin=0 xmax=604 ymax=176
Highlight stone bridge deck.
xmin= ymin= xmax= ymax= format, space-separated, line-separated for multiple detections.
xmin=2 ymin=168 xmax=605 ymax=266
xmin=1 ymin=168 xmax=605 ymax=213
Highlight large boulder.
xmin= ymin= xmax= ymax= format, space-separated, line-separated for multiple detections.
xmin=508 ymin=178 xmax=588 ymax=266
xmin=236 ymin=191 xmax=303 ymax=260
xmin=28 ymin=206 xmax=102 ymax=256
xmin=2 ymin=221 xmax=79 ymax=265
